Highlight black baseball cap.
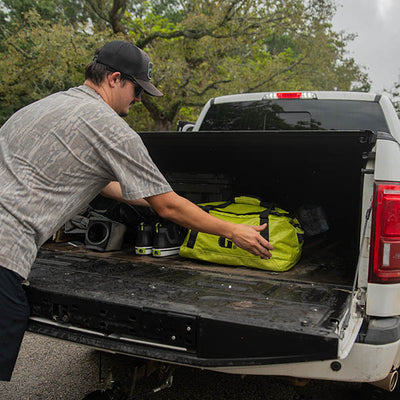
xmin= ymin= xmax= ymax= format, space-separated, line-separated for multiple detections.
xmin=94 ymin=40 xmax=163 ymax=97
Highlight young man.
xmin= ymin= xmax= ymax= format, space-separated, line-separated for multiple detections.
xmin=0 ymin=40 xmax=273 ymax=381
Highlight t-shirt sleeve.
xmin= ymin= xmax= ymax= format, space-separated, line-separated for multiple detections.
xmin=103 ymin=133 xmax=172 ymax=201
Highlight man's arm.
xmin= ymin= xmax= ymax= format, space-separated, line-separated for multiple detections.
xmin=101 ymin=182 xmax=273 ymax=259
xmin=101 ymin=181 xmax=150 ymax=207
xmin=146 ymin=191 xmax=273 ymax=260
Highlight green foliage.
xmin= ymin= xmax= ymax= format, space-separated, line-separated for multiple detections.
xmin=0 ymin=0 xmax=88 ymax=28
xmin=0 ymin=10 xmax=112 ymax=124
xmin=387 ymin=82 xmax=400 ymax=116
xmin=0 ymin=0 xmax=371 ymax=130
xmin=124 ymin=0 xmax=370 ymax=129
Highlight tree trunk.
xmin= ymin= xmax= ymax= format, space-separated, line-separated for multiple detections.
xmin=142 ymin=97 xmax=180 ymax=132
xmin=154 ymin=115 xmax=174 ymax=131
xmin=109 ymin=0 xmax=128 ymax=34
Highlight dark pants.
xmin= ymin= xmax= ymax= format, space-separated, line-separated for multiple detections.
xmin=0 ymin=265 xmax=30 ymax=381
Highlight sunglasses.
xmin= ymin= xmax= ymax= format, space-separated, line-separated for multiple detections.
xmin=102 ymin=64 xmax=145 ymax=98
xmin=133 ymin=81 xmax=144 ymax=98
xmin=121 ymin=73 xmax=144 ymax=98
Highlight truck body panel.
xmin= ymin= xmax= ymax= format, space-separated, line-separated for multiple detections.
xmin=375 ymin=139 xmax=400 ymax=181
xmin=367 ymin=284 xmax=400 ymax=316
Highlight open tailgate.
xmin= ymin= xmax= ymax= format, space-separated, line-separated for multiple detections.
xmin=27 ymin=246 xmax=360 ymax=368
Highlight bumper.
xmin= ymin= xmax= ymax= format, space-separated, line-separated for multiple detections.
xmin=209 ymin=340 xmax=400 ymax=382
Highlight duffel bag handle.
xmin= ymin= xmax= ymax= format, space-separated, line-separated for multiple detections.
xmin=220 ymin=196 xmax=272 ymax=242
xmin=201 ymin=196 xmax=270 ymax=210
xmin=234 ymin=196 xmax=275 ymax=212
xmin=234 ymin=196 xmax=262 ymax=206
xmin=234 ymin=195 xmax=275 ymax=208
xmin=196 ymin=196 xmax=273 ymax=245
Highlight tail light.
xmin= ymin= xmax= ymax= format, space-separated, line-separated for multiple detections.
xmin=369 ymin=181 xmax=400 ymax=283
xmin=277 ymin=92 xmax=302 ymax=99
xmin=262 ymin=92 xmax=317 ymax=100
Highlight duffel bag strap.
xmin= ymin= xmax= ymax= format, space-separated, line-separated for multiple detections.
xmin=188 ymin=201 xmax=234 ymax=249
xmin=200 ymin=200 xmax=234 ymax=213
xmin=259 ymin=208 xmax=271 ymax=241
xmin=186 ymin=230 xmax=198 ymax=249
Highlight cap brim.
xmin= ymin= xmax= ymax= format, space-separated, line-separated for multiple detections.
xmin=135 ymin=78 xmax=163 ymax=97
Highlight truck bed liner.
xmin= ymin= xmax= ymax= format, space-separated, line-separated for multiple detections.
xmin=27 ymin=244 xmax=353 ymax=367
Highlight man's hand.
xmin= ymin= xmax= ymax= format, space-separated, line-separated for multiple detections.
xmin=231 ymin=223 xmax=273 ymax=259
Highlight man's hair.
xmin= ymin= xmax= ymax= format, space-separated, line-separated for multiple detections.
xmin=85 ymin=49 xmax=130 ymax=85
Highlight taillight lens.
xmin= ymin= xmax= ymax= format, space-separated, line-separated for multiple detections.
xmin=370 ymin=182 xmax=400 ymax=283
xmin=262 ymin=92 xmax=317 ymax=100
xmin=277 ymin=92 xmax=302 ymax=99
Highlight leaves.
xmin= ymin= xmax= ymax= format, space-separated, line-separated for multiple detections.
xmin=124 ymin=0 xmax=371 ymax=129
xmin=0 ymin=0 xmax=371 ymax=129
xmin=0 ymin=9 xmax=112 ymax=123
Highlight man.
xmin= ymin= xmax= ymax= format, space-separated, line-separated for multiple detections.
xmin=0 ymin=40 xmax=273 ymax=381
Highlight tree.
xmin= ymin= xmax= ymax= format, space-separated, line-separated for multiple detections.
xmin=0 ymin=0 xmax=87 ymax=32
xmin=0 ymin=0 xmax=139 ymax=35
xmin=0 ymin=0 xmax=370 ymax=130
xmin=0 ymin=10 xmax=112 ymax=124
xmin=123 ymin=0 xmax=370 ymax=130
xmin=386 ymin=80 xmax=400 ymax=115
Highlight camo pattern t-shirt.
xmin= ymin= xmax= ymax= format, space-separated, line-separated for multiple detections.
xmin=0 ymin=85 xmax=172 ymax=279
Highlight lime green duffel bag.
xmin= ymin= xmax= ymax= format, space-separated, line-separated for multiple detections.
xmin=179 ymin=196 xmax=304 ymax=272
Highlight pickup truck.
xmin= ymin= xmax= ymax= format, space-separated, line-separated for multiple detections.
xmin=26 ymin=91 xmax=400 ymax=397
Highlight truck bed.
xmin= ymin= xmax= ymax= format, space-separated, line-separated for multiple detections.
xmin=28 ymin=129 xmax=374 ymax=368
xmin=27 ymin=242 xmax=353 ymax=367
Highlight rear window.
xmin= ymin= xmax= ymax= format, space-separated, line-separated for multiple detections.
xmin=199 ymin=99 xmax=389 ymax=132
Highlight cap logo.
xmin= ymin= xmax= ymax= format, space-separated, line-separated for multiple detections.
xmin=147 ymin=62 xmax=153 ymax=80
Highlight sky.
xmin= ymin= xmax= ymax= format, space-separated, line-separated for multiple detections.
xmin=331 ymin=0 xmax=400 ymax=95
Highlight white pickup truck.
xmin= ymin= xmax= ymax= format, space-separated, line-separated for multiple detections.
xmin=27 ymin=91 xmax=400 ymax=397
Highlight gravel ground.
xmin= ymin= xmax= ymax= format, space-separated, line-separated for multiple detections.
xmin=0 ymin=332 xmax=395 ymax=400
xmin=0 ymin=332 xmax=99 ymax=399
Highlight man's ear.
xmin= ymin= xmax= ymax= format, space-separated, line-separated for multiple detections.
xmin=108 ymin=72 xmax=121 ymax=87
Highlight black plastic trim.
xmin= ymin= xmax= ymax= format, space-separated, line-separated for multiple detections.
xmin=28 ymin=287 xmax=197 ymax=352
xmin=28 ymin=319 xmax=337 ymax=367
xmin=377 ymin=131 xmax=396 ymax=142
xmin=358 ymin=318 xmax=400 ymax=345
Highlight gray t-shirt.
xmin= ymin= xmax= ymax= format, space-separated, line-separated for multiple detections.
xmin=0 ymin=85 xmax=172 ymax=278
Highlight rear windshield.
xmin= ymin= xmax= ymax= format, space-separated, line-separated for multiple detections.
xmin=199 ymin=99 xmax=389 ymax=132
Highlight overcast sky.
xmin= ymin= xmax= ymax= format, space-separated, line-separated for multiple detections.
xmin=332 ymin=0 xmax=400 ymax=95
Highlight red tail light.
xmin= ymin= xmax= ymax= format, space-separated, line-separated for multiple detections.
xmin=262 ymin=92 xmax=317 ymax=100
xmin=276 ymin=92 xmax=302 ymax=99
xmin=369 ymin=182 xmax=400 ymax=283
